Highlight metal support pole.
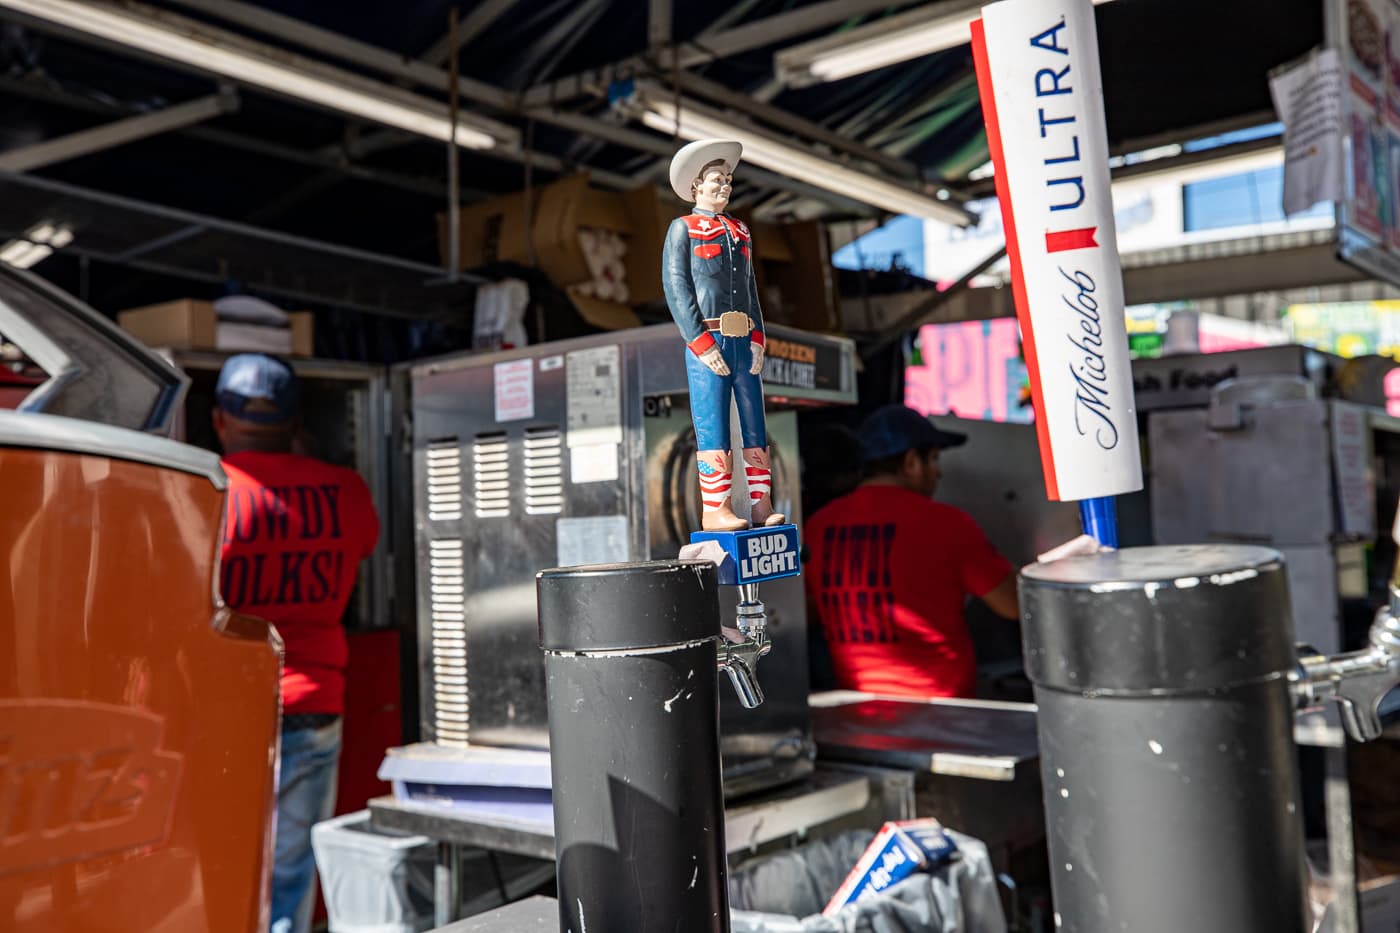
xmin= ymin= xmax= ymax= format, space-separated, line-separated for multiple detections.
xmin=433 ymin=840 xmax=461 ymax=927
xmin=446 ymin=6 xmax=460 ymax=281
xmin=1020 ymin=545 xmax=1310 ymax=933
xmin=1325 ymin=745 xmax=1360 ymax=933
xmin=538 ymin=561 xmax=731 ymax=933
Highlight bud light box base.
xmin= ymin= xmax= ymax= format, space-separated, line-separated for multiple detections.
xmin=823 ymin=818 xmax=959 ymax=916
xmin=377 ymin=742 xmax=555 ymax=828
xmin=689 ymin=524 xmax=801 ymax=586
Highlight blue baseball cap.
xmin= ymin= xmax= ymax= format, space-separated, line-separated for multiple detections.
xmin=215 ymin=353 xmax=299 ymax=424
xmin=858 ymin=404 xmax=967 ymax=462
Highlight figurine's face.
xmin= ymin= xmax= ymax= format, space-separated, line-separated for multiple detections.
xmin=692 ymin=161 xmax=733 ymax=211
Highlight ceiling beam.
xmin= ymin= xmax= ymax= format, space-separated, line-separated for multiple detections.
xmin=861 ymin=243 xmax=1006 ymax=357
xmin=534 ymin=107 xmax=875 ymax=212
xmin=519 ymin=0 xmax=920 ymax=108
xmin=667 ymin=67 xmax=921 ymax=181
xmin=0 ymin=75 xmax=457 ymax=199
xmin=163 ymin=0 xmax=515 ymax=110
xmin=676 ymin=0 xmax=922 ymax=68
xmin=0 ymin=88 xmax=237 ymax=172
xmin=0 ymin=0 xmax=518 ymax=146
xmin=649 ymin=0 xmax=671 ymax=50
xmin=421 ymin=0 xmax=523 ymax=64
xmin=0 ymin=168 xmax=454 ymax=276
xmin=114 ymin=0 xmax=932 ymax=207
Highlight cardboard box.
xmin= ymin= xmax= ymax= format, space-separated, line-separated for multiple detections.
xmin=823 ymin=819 xmax=958 ymax=916
xmin=750 ymin=220 xmax=842 ymax=334
xmin=117 ymin=299 xmax=313 ymax=357
xmin=286 ymin=311 xmax=314 ymax=357
xmin=566 ymin=288 xmax=642 ymax=332
xmin=118 ymin=299 xmax=218 ymax=350
xmin=439 ymin=175 xmax=672 ymax=305
xmin=436 ymin=190 xmax=532 ymax=271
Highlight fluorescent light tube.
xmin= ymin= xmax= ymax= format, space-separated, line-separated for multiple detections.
xmin=1 ymin=242 xmax=52 ymax=269
xmin=640 ymin=98 xmax=968 ymax=224
xmin=0 ymin=0 xmax=499 ymax=149
xmin=778 ymin=0 xmax=1117 ymax=86
xmin=0 ymin=223 xmax=74 ymax=268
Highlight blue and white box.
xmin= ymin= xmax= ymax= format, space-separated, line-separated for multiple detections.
xmin=823 ymin=819 xmax=959 ymax=915
xmin=688 ymin=524 xmax=800 ymax=585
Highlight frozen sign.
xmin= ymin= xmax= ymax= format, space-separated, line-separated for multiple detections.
xmin=971 ymin=0 xmax=1142 ymax=501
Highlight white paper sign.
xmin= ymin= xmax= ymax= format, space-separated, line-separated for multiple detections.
xmin=566 ymin=345 xmax=622 ymax=448
xmin=569 ymin=442 xmax=620 ymax=484
xmin=1269 ymin=49 xmax=1343 ymax=217
xmin=556 ymin=515 xmax=630 ymax=567
xmin=973 ymin=0 xmax=1142 ymax=501
xmin=493 ymin=358 xmax=534 ymax=422
xmin=1331 ymin=402 xmax=1373 ymax=536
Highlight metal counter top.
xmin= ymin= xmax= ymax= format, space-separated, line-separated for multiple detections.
xmin=809 ymin=692 xmax=1040 ymax=782
xmin=369 ymin=766 xmax=872 ymax=862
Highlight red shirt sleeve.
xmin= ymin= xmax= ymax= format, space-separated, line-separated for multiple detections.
xmin=948 ymin=507 xmax=1013 ymax=597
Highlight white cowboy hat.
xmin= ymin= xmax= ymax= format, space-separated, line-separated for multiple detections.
xmin=668 ymin=138 xmax=742 ymax=202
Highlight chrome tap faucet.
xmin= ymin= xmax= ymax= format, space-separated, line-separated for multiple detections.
xmin=718 ymin=583 xmax=772 ymax=709
xmin=1294 ymin=511 xmax=1400 ymax=741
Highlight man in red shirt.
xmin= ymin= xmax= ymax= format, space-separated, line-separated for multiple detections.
xmin=213 ymin=353 xmax=380 ymax=933
xmin=805 ymin=404 xmax=1019 ymax=699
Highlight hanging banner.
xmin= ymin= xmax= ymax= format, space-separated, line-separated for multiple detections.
xmin=1332 ymin=0 xmax=1400 ymax=286
xmin=1269 ymin=48 xmax=1345 ymax=216
xmin=970 ymin=0 xmax=1142 ymax=501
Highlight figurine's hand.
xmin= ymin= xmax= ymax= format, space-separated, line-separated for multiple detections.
xmin=749 ymin=341 xmax=765 ymax=375
xmin=698 ymin=346 xmax=731 ymax=376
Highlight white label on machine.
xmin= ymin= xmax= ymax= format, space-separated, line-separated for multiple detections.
xmin=566 ymin=345 xmax=622 ymax=448
xmin=1331 ymin=402 xmax=1373 ymax=536
xmin=569 ymin=442 xmax=620 ymax=484
xmin=556 ymin=515 xmax=630 ymax=567
xmin=973 ymin=0 xmax=1142 ymax=501
xmin=539 ymin=355 xmax=564 ymax=372
xmin=493 ymin=358 xmax=534 ymax=422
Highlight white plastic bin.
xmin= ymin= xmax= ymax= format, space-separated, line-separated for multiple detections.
xmin=311 ymin=810 xmax=436 ymax=933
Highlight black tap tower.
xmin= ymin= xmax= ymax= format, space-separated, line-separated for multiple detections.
xmin=1020 ymin=545 xmax=1310 ymax=933
xmin=537 ymin=560 xmax=731 ymax=933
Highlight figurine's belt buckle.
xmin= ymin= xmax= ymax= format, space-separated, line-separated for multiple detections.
xmin=719 ymin=311 xmax=753 ymax=338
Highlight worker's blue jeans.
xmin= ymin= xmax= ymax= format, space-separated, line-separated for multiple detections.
xmin=685 ymin=336 xmax=767 ymax=452
xmin=270 ymin=718 xmax=342 ymax=933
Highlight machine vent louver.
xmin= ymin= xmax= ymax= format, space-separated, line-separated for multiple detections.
xmin=424 ymin=438 xmax=463 ymax=521
xmin=473 ymin=432 xmax=511 ymax=518
xmin=523 ymin=426 xmax=564 ymax=515
xmin=428 ymin=538 xmax=469 ymax=746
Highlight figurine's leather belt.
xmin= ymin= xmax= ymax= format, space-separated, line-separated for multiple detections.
xmin=703 ymin=312 xmax=754 ymax=338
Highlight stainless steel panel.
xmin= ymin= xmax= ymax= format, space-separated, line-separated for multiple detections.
xmin=932 ymin=416 xmax=1083 ymax=567
xmin=1279 ymin=544 xmax=1342 ymax=657
xmin=408 ymin=325 xmax=856 ymax=795
xmin=1149 ymin=399 xmax=1335 ymax=547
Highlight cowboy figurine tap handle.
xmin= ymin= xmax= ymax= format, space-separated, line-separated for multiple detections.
xmin=662 ymin=138 xmax=786 ymax=533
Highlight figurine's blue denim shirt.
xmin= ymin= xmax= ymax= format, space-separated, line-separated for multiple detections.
xmin=661 ymin=208 xmax=765 ymax=345
xmin=661 ymin=207 xmax=768 ymax=452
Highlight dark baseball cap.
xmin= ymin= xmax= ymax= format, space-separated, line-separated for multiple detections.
xmin=858 ymin=404 xmax=967 ymax=462
xmin=215 ymin=353 xmax=299 ymax=424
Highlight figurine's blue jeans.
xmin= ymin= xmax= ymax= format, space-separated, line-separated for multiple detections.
xmin=685 ymin=336 xmax=767 ymax=452
xmin=270 ymin=719 xmax=341 ymax=933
